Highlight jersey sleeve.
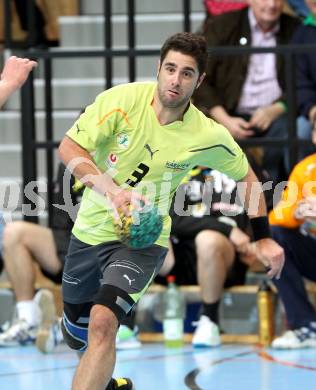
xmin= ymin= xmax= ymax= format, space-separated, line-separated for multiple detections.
xmin=200 ymin=122 xmax=249 ymax=181
xmin=66 ymin=86 xmax=128 ymax=152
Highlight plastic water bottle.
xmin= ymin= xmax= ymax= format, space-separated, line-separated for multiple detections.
xmin=162 ymin=275 xmax=185 ymax=348
xmin=257 ymin=280 xmax=274 ymax=346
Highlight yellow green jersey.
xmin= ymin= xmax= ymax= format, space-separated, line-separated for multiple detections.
xmin=66 ymin=82 xmax=248 ymax=247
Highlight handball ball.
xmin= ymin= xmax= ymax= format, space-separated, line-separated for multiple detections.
xmin=114 ymin=204 xmax=163 ymax=249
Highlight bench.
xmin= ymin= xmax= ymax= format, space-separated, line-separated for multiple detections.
xmin=1 ymin=267 xmax=316 ymax=344
xmin=141 ymin=281 xmax=316 ymax=344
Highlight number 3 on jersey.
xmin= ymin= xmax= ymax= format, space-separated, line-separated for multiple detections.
xmin=125 ymin=163 xmax=150 ymax=187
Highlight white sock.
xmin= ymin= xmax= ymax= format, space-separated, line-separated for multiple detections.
xmin=16 ymin=301 xmax=41 ymax=327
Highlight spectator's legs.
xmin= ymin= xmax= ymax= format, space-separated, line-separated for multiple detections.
xmin=3 ymin=221 xmax=61 ymax=302
xmin=296 ymin=116 xmax=315 ymax=161
xmin=0 ymin=222 xmax=61 ymax=346
xmin=0 ymin=212 xmax=4 ymax=255
xmin=262 ymin=114 xmax=288 ymax=183
xmin=14 ymin=0 xmax=47 ymax=45
xmin=195 ymin=230 xmax=235 ymax=313
xmin=272 ymin=226 xmax=316 ymax=329
xmin=158 ymin=241 xmax=175 ymax=277
xmin=192 ymin=230 xmax=235 ymax=347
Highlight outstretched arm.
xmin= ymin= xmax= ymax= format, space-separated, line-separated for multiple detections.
xmin=238 ymin=165 xmax=285 ymax=279
xmin=0 ymin=56 xmax=37 ymax=109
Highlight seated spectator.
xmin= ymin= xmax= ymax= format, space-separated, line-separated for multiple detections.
xmin=0 ymin=161 xmax=139 ymax=352
xmin=10 ymin=0 xmax=78 ymax=47
xmin=0 ymin=163 xmax=83 ymax=352
xmin=193 ymin=0 xmax=300 ymax=184
xmin=287 ymin=0 xmax=309 ymax=18
xmin=269 ymin=122 xmax=316 ymax=349
xmin=200 ymin=0 xmax=248 ymax=33
xmin=291 ymin=0 xmax=316 ymax=160
xmin=157 ymin=163 xmax=267 ymax=347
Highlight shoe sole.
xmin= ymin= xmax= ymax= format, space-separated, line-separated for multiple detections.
xmin=35 ymin=290 xmax=56 ymax=353
xmin=116 ymin=340 xmax=142 ymax=350
xmin=272 ymin=342 xmax=316 ymax=349
xmin=192 ymin=342 xmax=221 ymax=348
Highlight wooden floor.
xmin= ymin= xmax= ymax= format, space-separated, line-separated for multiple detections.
xmin=0 ymin=342 xmax=315 ymax=390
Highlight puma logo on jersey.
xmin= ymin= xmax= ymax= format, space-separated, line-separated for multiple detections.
xmin=76 ymin=124 xmax=85 ymax=134
xmin=144 ymin=143 xmax=159 ymax=160
xmin=123 ymin=274 xmax=135 ymax=286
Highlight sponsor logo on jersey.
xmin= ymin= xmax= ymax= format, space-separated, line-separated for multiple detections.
xmin=106 ymin=153 xmax=118 ymax=167
xmin=165 ymin=160 xmax=190 ymax=171
xmin=117 ymin=133 xmax=129 ymax=149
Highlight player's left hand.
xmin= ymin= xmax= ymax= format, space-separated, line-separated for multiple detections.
xmin=253 ymin=238 xmax=285 ymax=279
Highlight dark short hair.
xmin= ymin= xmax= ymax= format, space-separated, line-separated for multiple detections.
xmin=160 ymin=32 xmax=207 ymax=75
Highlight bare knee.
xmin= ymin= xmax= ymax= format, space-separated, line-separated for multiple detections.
xmin=195 ymin=230 xmax=231 ymax=254
xmin=195 ymin=230 xmax=234 ymax=264
xmin=3 ymin=222 xmax=26 ymax=254
xmin=88 ymin=305 xmax=118 ymax=347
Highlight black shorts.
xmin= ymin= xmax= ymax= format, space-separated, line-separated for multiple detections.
xmin=39 ymin=228 xmax=70 ymax=285
xmin=155 ymin=236 xmax=247 ymax=287
xmin=62 ymin=235 xmax=167 ymax=322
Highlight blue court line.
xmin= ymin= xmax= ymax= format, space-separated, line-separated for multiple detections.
xmin=0 ymin=346 xmax=251 ymax=378
xmin=0 ymin=365 xmax=77 ymax=378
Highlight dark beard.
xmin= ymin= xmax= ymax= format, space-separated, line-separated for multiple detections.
xmin=157 ymin=87 xmax=188 ymax=109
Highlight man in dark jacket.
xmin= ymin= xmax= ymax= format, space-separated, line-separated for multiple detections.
xmin=291 ymin=0 xmax=316 ymax=159
xmin=194 ymin=0 xmax=300 ymax=183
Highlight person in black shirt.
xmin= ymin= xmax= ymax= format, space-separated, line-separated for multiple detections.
xmin=158 ymin=164 xmax=268 ymax=347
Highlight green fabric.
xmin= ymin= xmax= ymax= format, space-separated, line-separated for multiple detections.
xmin=276 ymin=101 xmax=288 ymax=113
xmin=67 ymin=82 xmax=248 ymax=248
xmin=304 ymin=13 xmax=316 ymax=27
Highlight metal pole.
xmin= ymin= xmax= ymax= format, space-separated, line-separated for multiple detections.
xmin=127 ymin=0 xmax=136 ymax=82
xmin=4 ymin=0 xmax=13 ymax=48
xmin=27 ymin=0 xmax=36 ymax=47
xmin=104 ymin=0 xmax=113 ymax=89
xmin=44 ymin=57 xmax=54 ymax=226
xmin=284 ymin=52 xmax=298 ymax=172
xmin=21 ymin=73 xmax=38 ymax=223
xmin=183 ymin=0 xmax=191 ymax=32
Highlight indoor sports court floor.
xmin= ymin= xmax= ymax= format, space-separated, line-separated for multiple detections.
xmin=0 ymin=343 xmax=315 ymax=389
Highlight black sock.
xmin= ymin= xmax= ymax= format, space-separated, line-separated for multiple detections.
xmin=201 ymin=301 xmax=220 ymax=324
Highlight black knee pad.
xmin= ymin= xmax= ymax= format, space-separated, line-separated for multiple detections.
xmin=93 ymin=284 xmax=136 ymax=323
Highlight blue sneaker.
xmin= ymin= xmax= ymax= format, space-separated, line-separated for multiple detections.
xmin=0 ymin=319 xmax=37 ymax=347
xmin=272 ymin=325 xmax=316 ymax=349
